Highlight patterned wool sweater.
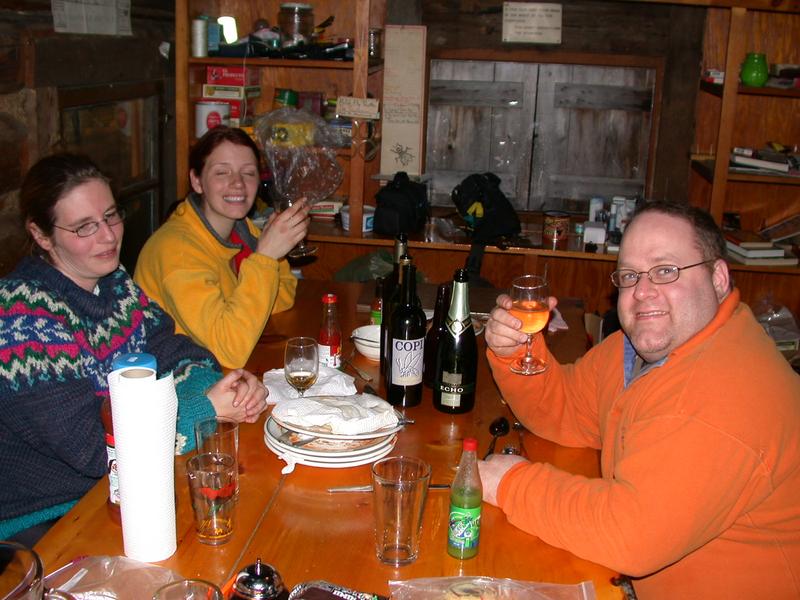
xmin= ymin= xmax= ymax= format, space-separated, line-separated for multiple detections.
xmin=0 ymin=256 xmax=219 ymax=537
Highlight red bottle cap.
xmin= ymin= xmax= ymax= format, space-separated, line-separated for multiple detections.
xmin=322 ymin=293 xmax=338 ymax=304
xmin=463 ymin=437 xmax=478 ymax=452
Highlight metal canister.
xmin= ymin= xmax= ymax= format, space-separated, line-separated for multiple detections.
xmin=543 ymin=210 xmax=570 ymax=250
xmin=278 ymin=3 xmax=314 ymax=47
xmin=273 ymin=88 xmax=299 ymax=108
xmin=230 ymin=559 xmax=289 ymax=600
xmin=195 ymin=101 xmax=230 ymax=138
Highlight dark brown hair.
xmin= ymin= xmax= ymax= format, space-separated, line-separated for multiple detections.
xmin=20 ymin=153 xmax=110 ymax=240
xmin=188 ymin=126 xmax=261 ymax=181
xmin=627 ymin=200 xmax=727 ymax=262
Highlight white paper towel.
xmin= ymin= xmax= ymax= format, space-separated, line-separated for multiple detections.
xmin=107 ymin=366 xmax=178 ymax=562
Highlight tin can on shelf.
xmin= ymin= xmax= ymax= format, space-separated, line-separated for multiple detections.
xmin=543 ymin=211 xmax=570 ymax=250
xmin=278 ymin=3 xmax=314 ymax=47
xmin=195 ymin=101 xmax=230 ymax=138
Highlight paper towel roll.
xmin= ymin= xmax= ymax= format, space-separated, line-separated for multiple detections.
xmin=107 ymin=366 xmax=178 ymax=562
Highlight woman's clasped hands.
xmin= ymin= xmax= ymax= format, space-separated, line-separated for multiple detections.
xmin=207 ymin=369 xmax=268 ymax=423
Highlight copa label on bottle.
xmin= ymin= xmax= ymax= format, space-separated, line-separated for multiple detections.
xmin=391 ymin=337 xmax=424 ymax=385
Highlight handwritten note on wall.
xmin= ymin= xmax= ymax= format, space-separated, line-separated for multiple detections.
xmin=380 ymin=25 xmax=427 ymax=176
xmin=502 ymin=2 xmax=562 ymax=44
xmin=52 ymin=0 xmax=132 ymax=35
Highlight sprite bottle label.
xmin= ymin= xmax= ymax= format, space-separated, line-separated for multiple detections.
xmin=447 ymin=503 xmax=481 ymax=558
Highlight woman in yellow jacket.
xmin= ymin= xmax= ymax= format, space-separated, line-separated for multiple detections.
xmin=135 ymin=127 xmax=309 ymax=369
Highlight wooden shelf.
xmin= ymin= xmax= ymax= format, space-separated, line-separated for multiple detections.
xmin=176 ymin=0 xmax=385 ymax=237
xmin=691 ymin=158 xmax=800 ymax=186
xmin=188 ymin=57 xmax=356 ymax=70
xmin=700 ymin=79 xmax=800 ymax=99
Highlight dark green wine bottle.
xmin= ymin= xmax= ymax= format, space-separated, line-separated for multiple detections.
xmin=385 ymin=262 xmax=425 ymax=407
xmin=433 ymin=269 xmax=477 ymax=414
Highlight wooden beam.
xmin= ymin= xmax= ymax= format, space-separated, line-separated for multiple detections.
xmin=615 ymin=0 xmax=800 ymax=14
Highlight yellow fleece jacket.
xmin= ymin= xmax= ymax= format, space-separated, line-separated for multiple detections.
xmin=135 ymin=196 xmax=296 ymax=369
xmin=487 ymin=290 xmax=800 ymax=600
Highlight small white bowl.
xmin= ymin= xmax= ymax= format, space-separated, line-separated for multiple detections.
xmin=352 ymin=324 xmax=380 ymax=361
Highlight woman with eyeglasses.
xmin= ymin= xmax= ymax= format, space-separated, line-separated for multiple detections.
xmin=134 ymin=126 xmax=309 ymax=369
xmin=0 ymin=153 xmax=267 ymax=546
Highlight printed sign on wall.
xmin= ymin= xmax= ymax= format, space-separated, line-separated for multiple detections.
xmin=380 ymin=25 xmax=427 ymax=176
xmin=502 ymin=2 xmax=562 ymax=44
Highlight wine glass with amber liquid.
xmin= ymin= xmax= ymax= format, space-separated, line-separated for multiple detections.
xmin=508 ymin=275 xmax=549 ymax=375
xmin=284 ymin=337 xmax=319 ymax=397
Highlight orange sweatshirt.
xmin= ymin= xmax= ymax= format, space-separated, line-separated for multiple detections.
xmin=487 ymin=290 xmax=800 ymax=600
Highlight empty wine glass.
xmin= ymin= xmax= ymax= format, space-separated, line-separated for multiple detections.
xmin=284 ymin=336 xmax=319 ymax=397
xmin=508 ymin=275 xmax=549 ymax=375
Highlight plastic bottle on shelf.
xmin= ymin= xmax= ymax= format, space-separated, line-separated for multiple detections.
xmin=318 ymin=293 xmax=342 ymax=368
xmin=447 ymin=437 xmax=482 ymax=559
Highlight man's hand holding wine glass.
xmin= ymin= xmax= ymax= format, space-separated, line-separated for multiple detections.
xmin=486 ymin=285 xmax=558 ymax=363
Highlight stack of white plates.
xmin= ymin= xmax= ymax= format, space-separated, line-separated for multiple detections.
xmin=264 ymin=414 xmax=402 ymax=468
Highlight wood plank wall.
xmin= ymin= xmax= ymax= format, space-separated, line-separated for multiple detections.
xmin=420 ymin=0 xmax=707 ymax=204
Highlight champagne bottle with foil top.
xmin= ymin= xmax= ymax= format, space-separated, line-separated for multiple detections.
xmin=433 ymin=269 xmax=477 ymax=414
xmin=423 ymin=282 xmax=451 ymax=388
xmin=448 ymin=437 xmax=482 ymax=559
xmin=386 ymin=261 xmax=425 ymax=407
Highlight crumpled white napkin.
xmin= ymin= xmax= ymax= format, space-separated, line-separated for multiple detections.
xmin=548 ymin=307 xmax=568 ymax=332
xmin=263 ymin=365 xmax=357 ymax=404
xmin=271 ymin=393 xmax=398 ymax=435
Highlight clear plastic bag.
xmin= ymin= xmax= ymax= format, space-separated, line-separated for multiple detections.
xmin=43 ymin=555 xmax=182 ymax=599
xmin=254 ymin=107 xmax=344 ymax=205
xmin=389 ymin=576 xmax=596 ymax=600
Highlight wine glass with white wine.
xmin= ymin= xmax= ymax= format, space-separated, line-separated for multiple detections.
xmin=508 ymin=275 xmax=549 ymax=375
xmin=284 ymin=336 xmax=319 ymax=397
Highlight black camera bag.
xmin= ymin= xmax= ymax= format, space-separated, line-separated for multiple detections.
xmin=373 ymin=172 xmax=429 ymax=235
xmin=451 ymin=172 xmax=521 ymax=244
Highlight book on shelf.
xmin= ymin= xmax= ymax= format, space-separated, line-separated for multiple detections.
xmin=724 ymin=229 xmax=773 ymax=249
xmin=725 ymin=241 xmax=785 ymax=258
xmin=727 ymin=252 xmax=798 ymax=267
xmin=729 ymin=153 xmax=790 ymax=172
xmin=760 ymin=213 xmax=800 ymax=243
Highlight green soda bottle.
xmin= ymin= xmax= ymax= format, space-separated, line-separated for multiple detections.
xmin=447 ymin=437 xmax=482 ymax=559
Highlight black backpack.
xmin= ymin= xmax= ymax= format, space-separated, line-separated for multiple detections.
xmin=451 ymin=172 xmax=521 ymax=244
xmin=373 ymin=172 xmax=429 ymax=236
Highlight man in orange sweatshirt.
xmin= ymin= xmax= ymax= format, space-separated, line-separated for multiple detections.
xmin=481 ymin=201 xmax=800 ymax=600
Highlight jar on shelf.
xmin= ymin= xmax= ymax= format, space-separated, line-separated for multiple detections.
xmin=740 ymin=52 xmax=769 ymax=87
xmin=278 ymin=3 xmax=314 ymax=48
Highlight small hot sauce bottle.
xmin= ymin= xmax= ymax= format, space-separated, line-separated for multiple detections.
xmin=318 ymin=293 xmax=342 ymax=368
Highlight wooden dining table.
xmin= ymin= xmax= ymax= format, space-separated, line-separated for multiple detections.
xmin=35 ymin=279 xmax=623 ymax=599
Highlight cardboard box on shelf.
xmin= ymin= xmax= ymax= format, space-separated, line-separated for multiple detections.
xmin=201 ymin=84 xmax=261 ymax=100
xmin=206 ymin=66 xmax=259 ymax=87
xmin=199 ymin=97 xmax=256 ymax=120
